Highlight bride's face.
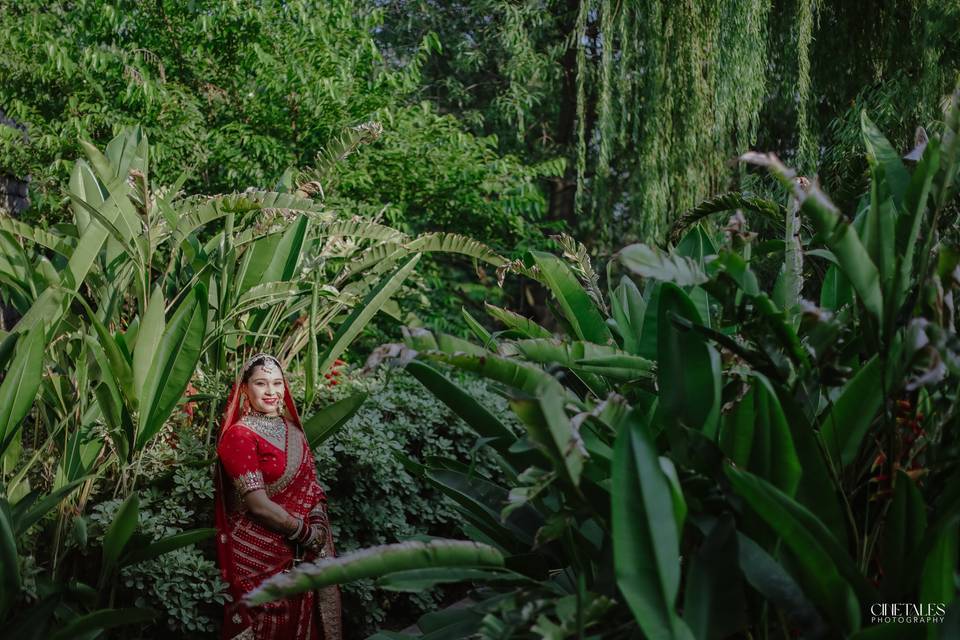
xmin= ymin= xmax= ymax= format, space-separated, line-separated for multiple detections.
xmin=244 ymin=365 xmax=285 ymax=416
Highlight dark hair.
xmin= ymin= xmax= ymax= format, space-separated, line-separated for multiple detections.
xmin=241 ymin=356 xmax=284 ymax=383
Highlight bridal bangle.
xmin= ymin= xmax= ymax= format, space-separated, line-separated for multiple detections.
xmin=287 ymin=516 xmax=305 ymax=541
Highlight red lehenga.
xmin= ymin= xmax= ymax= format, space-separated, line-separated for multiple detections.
xmin=214 ymin=375 xmax=342 ymax=640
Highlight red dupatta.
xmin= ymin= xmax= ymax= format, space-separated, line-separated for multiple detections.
xmin=214 ymin=365 xmax=342 ymax=640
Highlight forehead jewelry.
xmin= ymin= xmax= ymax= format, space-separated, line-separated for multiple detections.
xmin=242 ymin=352 xmax=282 ymax=378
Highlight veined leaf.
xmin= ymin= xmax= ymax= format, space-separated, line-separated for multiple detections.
xmin=617 ymin=243 xmax=709 ymax=287
xmin=484 ymin=303 xmax=552 ymax=339
xmin=376 ymin=567 xmax=529 ymax=592
xmin=121 ymin=528 xmax=215 ymax=566
xmin=405 ymin=233 xmax=507 ymax=266
xmin=246 ymin=540 xmax=504 ymax=605
xmin=405 ymin=362 xmax=516 ymax=456
xmin=719 ymin=375 xmax=800 ymax=497
xmin=724 ymin=464 xmax=864 ymax=633
xmin=610 ymin=276 xmax=645 ymax=355
xmin=137 ymin=284 xmax=207 ymax=451
xmin=317 ymin=254 xmax=421 ymax=375
xmin=132 ymin=286 xmax=166 ymax=402
xmin=820 ymin=355 xmax=882 ymax=467
xmin=657 ymin=284 xmax=719 ymax=433
xmin=0 ymin=328 xmax=44 ymax=453
xmin=612 ymin=408 xmax=693 ymax=640
xmin=862 ymin=111 xmax=910 ymax=207
xmin=527 ymin=251 xmax=613 ymax=345
xmin=101 ymin=493 xmax=139 ymax=579
xmin=301 ymin=392 xmax=368 ymax=448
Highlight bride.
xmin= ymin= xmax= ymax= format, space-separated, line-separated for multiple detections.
xmin=214 ymin=353 xmax=342 ymax=639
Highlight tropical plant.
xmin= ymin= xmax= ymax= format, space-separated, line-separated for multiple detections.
xmin=246 ymin=84 xmax=960 ymax=639
xmin=0 ymin=119 xmax=517 ymax=636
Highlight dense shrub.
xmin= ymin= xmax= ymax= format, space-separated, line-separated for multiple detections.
xmin=299 ymin=363 xmax=520 ymax=637
xmin=87 ymin=430 xmax=228 ymax=637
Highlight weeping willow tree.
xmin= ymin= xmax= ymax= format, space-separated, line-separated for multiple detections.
xmin=575 ymin=0 xmax=773 ymax=243
xmin=374 ymin=0 xmax=959 ymax=245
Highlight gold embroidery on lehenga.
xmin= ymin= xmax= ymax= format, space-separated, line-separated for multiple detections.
xmin=233 ymin=470 xmax=265 ymax=496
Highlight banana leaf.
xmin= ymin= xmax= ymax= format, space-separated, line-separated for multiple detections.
xmin=245 ymin=540 xmax=504 ymax=605
xmin=612 ymin=408 xmax=693 ymax=640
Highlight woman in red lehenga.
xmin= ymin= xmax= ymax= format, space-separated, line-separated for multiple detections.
xmin=215 ymin=352 xmax=342 ymax=640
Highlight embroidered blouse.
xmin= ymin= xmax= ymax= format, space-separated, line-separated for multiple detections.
xmin=217 ymin=419 xmax=290 ymax=498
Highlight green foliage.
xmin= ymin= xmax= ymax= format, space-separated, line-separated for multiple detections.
xmin=88 ymin=434 xmax=227 ymax=636
xmin=0 ymin=0 xmax=399 ymax=220
xmin=332 ymin=102 xmax=563 ymax=250
xmin=263 ymin=97 xmax=960 ymax=639
xmin=375 ymin=1 xmax=960 ymax=246
xmin=303 ymin=366 xmax=519 ymax=636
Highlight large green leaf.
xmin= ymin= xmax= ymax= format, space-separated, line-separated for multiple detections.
xmin=121 ymin=528 xmax=216 ymax=566
xmin=404 ymin=232 xmax=507 ymax=266
xmin=880 ymin=471 xmax=928 ymax=599
xmin=533 ymin=382 xmax=584 ymax=486
xmin=426 ymin=468 xmax=539 ymax=549
xmin=610 ymin=276 xmax=646 ymax=355
xmin=245 ymin=540 xmax=504 ymax=605
xmin=136 ymin=284 xmax=208 ymax=451
xmin=862 ymin=161 xmax=898 ymax=306
xmin=376 ymin=567 xmax=529 ymax=592
xmin=405 ymin=362 xmax=516 ymax=455
xmin=415 ymin=349 xmax=557 ymax=397
xmin=724 ymin=464 xmax=863 ymax=633
xmin=101 ymin=493 xmax=139 ymax=579
xmin=734 ymin=529 xmax=827 ymax=636
xmin=527 ymin=251 xmax=613 ymax=345
xmin=484 ymin=303 xmax=553 ymax=339
xmin=612 ymin=408 xmax=693 ymax=640
xmin=316 ymin=254 xmax=421 ymax=375
xmin=237 ymin=214 xmax=309 ymax=296
xmin=79 ymin=299 xmax=136 ymax=409
xmin=719 ymin=376 xmax=800 ymax=496
xmin=862 ymin=111 xmax=910 ymax=208
xmin=777 ymin=391 xmax=849 ymax=548
xmin=132 ymin=286 xmax=165 ymax=402
xmin=919 ymin=520 xmax=958 ymax=639
xmin=14 ymin=477 xmax=89 ymax=536
xmin=657 ymin=284 xmax=719 ymax=433
xmin=820 ymin=355 xmax=882 ymax=467
xmin=0 ymin=327 xmax=44 ymax=453
xmin=301 ymin=392 xmax=369 ymax=448
xmin=617 ymin=243 xmax=709 ymax=287
xmin=682 ymin=514 xmax=747 ymax=640
xmin=895 ymin=138 xmax=940 ymax=309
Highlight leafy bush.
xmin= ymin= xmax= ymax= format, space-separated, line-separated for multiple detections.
xmin=302 ymin=364 xmax=520 ymax=637
xmin=87 ymin=431 xmax=228 ymax=637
